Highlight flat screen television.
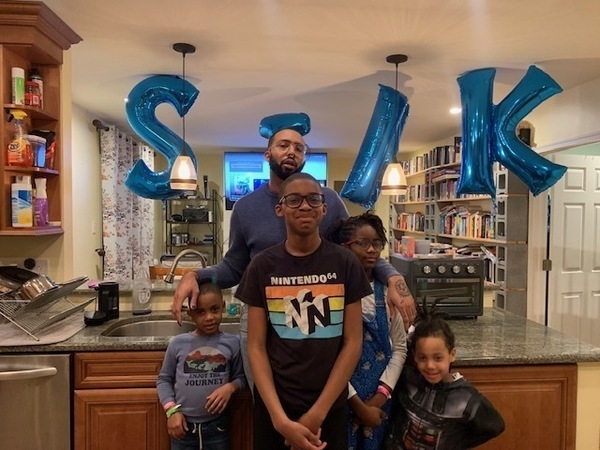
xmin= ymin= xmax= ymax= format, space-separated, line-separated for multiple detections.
xmin=223 ymin=152 xmax=327 ymax=210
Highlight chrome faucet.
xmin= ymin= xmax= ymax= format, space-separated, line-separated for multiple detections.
xmin=164 ymin=249 xmax=207 ymax=283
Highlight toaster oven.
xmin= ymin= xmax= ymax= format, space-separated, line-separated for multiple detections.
xmin=391 ymin=255 xmax=484 ymax=318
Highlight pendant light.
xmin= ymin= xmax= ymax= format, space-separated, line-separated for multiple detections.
xmin=381 ymin=54 xmax=408 ymax=196
xmin=170 ymin=43 xmax=198 ymax=191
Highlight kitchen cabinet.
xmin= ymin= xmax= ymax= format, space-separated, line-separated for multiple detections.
xmin=73 ymin=352 xmax=576 ymax=450
xmin=73 ymin=351 xmax=252 ymax=450
xmin=457 ymin=364 xmax=577 ymax=450
xmin=391 ymin=142 xmax=530 ymax=316
xmin=165 ymin=191 xmax=221 ymax=265
xmin=0 ymin=2 xmax=81 ymax=235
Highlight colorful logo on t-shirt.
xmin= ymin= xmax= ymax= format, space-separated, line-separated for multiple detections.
xmin=184 ymin=346 xmax=227 ymax=373
xmin=265 ymin=283 xmax=345 ymax=339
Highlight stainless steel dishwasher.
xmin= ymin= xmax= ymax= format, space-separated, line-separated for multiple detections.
xmin=0 ymin=354 xmax=71 ymax=449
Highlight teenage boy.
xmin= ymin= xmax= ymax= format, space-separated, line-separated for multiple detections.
xmin=235 ymin=172 xmax=372 ymax=450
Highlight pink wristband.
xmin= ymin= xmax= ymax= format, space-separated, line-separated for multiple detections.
xmin=377 ymin=385 xmax=392 ymax=399
xmin=163 ymin=401 xmax=176 ymax=412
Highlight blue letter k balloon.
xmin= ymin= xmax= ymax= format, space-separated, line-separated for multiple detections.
xmin=457 ymin=66 xmax=567 ymax=197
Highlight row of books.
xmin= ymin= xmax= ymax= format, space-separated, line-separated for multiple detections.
xmin=435 ymin=178 xmax=458 ymax=200
xmin=401 ymin=184 xmax=427 ymax=202
xmin=397 ymin=212 xmax=425 ymax=232
xmin=438 ymin=205 xmax=496 ymax=239
xmin=401 ymin=137 xmax=462 ymax=175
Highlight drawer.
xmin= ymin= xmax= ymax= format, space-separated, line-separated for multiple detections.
xmin=74 ymin=351 xmax=165 ymax=389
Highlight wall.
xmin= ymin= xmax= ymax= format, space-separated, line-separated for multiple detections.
xmin=528 ymin=76 xmax=600 ymax=149
xmin=577 ymin=362 xmax=600 ymax=450
xmin=70 ymin=104 xmax=103 ymax=280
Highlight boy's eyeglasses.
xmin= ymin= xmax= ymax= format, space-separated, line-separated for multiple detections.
xmin=344 ymin=238 xmax=385 ymax=251
xmin=269 ymin=139 xmax=309 ymax=155
xmin=279 ymin=193 xmax=325 ymax=208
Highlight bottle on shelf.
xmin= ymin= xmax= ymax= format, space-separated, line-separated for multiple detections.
xmin=11 ymin=175 xmax=33 ymax=228
xmin=6 ymin=109 xmax=32 ymax=167
xmin=11 ymin=67 xmax=25 ymax=105
xmin=33 ymin=177 xmax=49 ymax=227
xmin=24 ymin=80 xmax=41 ymax=108
xmin=28 ymin=68 xmax=43 ymax=109
xmin=132 ymin=266 xmax=152 ymax=315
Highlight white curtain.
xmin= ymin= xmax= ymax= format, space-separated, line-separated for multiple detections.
xmin=100 ymin=126 xmax=155 ymax=281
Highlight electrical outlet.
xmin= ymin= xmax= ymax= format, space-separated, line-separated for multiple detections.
xmin=34 ymin=258 xmax=49 ymax=275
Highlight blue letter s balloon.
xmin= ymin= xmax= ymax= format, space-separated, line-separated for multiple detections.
xmin=125 ymin=75 xmax=199 ymax=200
xmin=340 ymin=85 xmax=409 ymax=208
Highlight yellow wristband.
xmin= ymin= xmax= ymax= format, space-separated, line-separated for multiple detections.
xmin=166 ymin=404 xmax=181 ymax=418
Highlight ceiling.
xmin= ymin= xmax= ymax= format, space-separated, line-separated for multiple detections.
xmin=40 ymin=0 xmax=600 ymax=157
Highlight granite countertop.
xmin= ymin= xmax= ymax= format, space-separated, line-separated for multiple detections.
xmin=1 ymin=308 xmax=599 ymax=366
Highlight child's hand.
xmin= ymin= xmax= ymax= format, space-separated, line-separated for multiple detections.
xmin=205 ymin=382 xmax=236 ymax=414
xmin=167 ymin=412 xmax=187 ymax=439
xmin=297 ymin=409 xmax=324 ymax=435
xmin=357 ymin=404 xmax=387 ymax=428
xmin=277 ymin=419 xmax=326 ymax=450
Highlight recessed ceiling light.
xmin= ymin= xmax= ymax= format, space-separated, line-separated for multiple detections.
xmin=449 ymin=107 xmax=462 ymax=115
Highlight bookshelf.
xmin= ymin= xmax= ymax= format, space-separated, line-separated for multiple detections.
xmin=389 ymin=138 xmax=530 ymax=317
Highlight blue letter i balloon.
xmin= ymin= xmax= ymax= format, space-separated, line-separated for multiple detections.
xmin=125 ymin=75 xmax=199 ymax=200
xmin=457 ymin=66 xmax=567 ymax=197
xmin=340 ymin=84 xmax=410 ymax=208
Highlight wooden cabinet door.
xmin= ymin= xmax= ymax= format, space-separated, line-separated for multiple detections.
xmin=229 ymin=389 xmax=253 ymax=450
xmin=457 ymin=364 xmax=577 ymax=450
xmin=74 ymin=388 xmax=169 ymax=450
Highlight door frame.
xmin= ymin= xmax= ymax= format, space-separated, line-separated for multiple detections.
xmin=527 ymin=131 xmax=600 ymax=324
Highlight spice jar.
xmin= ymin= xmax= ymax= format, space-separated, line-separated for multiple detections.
xmin=24 ymin=81 xmax=41 ymax=108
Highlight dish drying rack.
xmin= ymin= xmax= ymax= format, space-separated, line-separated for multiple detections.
xmin=0 ymin=276 xmax=93 ymax=341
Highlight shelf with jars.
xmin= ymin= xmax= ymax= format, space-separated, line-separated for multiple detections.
xmin=0 ymin=2 xmax=81 ymax=236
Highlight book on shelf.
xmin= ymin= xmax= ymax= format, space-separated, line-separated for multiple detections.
xmin=430 ymin=168 xmax=459 ymax=183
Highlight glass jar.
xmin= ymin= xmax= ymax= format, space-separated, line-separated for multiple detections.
xmin=24 ymin=81 xmax=41 ymax=108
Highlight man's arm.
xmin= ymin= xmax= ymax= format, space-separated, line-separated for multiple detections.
xmin=387 ymin=274 xmax=417 ymax=331
xmin=372 ymin=259 xmax=417 ymax=330
xmin=300 ymin=300 xmax=363 ymax=433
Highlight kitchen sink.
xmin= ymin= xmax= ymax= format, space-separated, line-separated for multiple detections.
xmin=101 ymin=319 xmax=240 ymax=337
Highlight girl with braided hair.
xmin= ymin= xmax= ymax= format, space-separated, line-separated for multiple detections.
xmin=326 ymin=212 xmax=408 ymax=450
xmin=385 ymin=305 xmax=505 ymax=449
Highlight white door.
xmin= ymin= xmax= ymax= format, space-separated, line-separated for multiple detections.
xmin=548 ymin=153 xmax=600 ymax=346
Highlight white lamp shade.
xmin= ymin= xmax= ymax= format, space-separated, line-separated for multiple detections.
xmin=170 ymin=155 xmax=198 ymax=190
xmin=381 ymin=162 xmax=407 ymax=195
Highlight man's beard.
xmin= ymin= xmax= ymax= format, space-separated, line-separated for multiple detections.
xmin=269 ymin=159 xmax=306 ymax=180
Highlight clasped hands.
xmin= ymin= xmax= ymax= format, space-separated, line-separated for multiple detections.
xmin=278 ymin=411 xmax=327 ymax=450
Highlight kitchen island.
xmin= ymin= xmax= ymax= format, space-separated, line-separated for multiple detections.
xmin=1 ymin=308 xmax=599 ymax=449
